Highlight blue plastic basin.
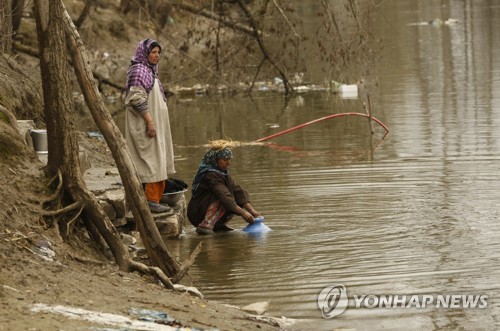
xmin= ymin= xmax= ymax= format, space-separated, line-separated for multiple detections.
xmin=242 ymin=216 xmax=271 ymax=233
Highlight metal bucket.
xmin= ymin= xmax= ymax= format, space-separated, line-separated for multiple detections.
xmin=160 ymin=189 xmax=188 ymax=206
xmin=30 ymin=129 xmax=48 ymax=153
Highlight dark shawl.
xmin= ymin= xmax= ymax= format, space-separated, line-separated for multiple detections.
xmin=188 ymin=147 xmax=251 ymax=226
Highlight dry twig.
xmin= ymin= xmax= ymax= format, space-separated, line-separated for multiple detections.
xmin=172 ymin=241 xmax=203 ymax=284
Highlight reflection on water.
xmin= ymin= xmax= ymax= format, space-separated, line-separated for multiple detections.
xmin=108 ymin=0 xmax=500 ymax=330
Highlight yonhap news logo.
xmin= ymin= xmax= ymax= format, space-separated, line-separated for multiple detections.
xmin=317 ymin=284 xmax=348 ymax=318
xmin=317 ymin=284 xmax=488 ymax=319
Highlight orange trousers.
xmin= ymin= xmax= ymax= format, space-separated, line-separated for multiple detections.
xmin=144 ymin=181 xmax=166 ymax=203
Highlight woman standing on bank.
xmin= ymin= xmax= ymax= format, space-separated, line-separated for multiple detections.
xmin=125 ymin=38 xmax=186 ymax=213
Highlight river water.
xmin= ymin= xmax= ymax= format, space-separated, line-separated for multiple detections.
xmin=109 ymin=1 xmax=500 ymax=330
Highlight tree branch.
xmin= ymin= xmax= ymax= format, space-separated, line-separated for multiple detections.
xmin=272 ymin=0 xmax=299 ymax=38
xmin=171 ymin=2 xmax=262 ymax=37
xmin=235 ymin=0 xmax=293 ymax=93
xmin=12 ymin=42 xmax=124 ymax=92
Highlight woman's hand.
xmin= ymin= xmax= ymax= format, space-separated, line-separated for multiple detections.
xmin=249 ymin=210 xmax=260 ymax=218
xmin=143 ymin=112 xmax=156 ymax=138
xmin=241 ymin=211 xmax=255 ymax=224
xmin=243 ymin=203 xmax=260 ymax=218
xmin=146 ymin=122 xmax=156 ymax=137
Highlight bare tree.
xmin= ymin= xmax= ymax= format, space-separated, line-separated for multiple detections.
xmin=32 ymin=0 xmax=191 ymax=286
xmin=0 ymin=0 xmax=12 ymax=53
xmin=118 ymin=1 xmax=374 ymax=94
xmin=1 ymin=0 xmax=26 ymax=53
xmin=116 ymin=0 xmax=302 ymax=92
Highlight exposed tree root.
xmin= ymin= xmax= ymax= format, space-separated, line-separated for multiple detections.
xmin=41 ymin=169 xmax=63 ymax=206
xmin=52 ymin=221 xmax=64 ymax=242
xmin=47 ymin=169 xmax=61 ymax=187
xmin=42 ymin=201 xmax=82 ymax=217
xmin=66 ymin=205 xmax=84 ymax=237
xmin=39 ymin=169 xmax=85 ymax=240
xmin=129 ymin=261 xmax=175 ymax=290
xmin=43 ymin=166 xmax=182 ymax=292
xmin=66 ymin=251 xmax=106 ymax=265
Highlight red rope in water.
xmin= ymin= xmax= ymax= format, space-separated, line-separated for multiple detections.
xmin=255 ymin=112 xmax=390 ymax=142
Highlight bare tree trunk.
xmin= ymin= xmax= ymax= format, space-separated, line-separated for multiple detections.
xmin=1 ymin=0 xmax=12 ymax=53
xmin=12 ymin=0 xmax=24 ymax=33
xmin=33 ymin=0 xmax=74 ymax=174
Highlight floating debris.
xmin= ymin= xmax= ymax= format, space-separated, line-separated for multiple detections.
xmin=273 ymin=77 xmax=283 ymax=85
xmin=407 ymin=18 xmax=459 ymax=27
xmin=330 ymin=80 xmax=358 ymax=99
